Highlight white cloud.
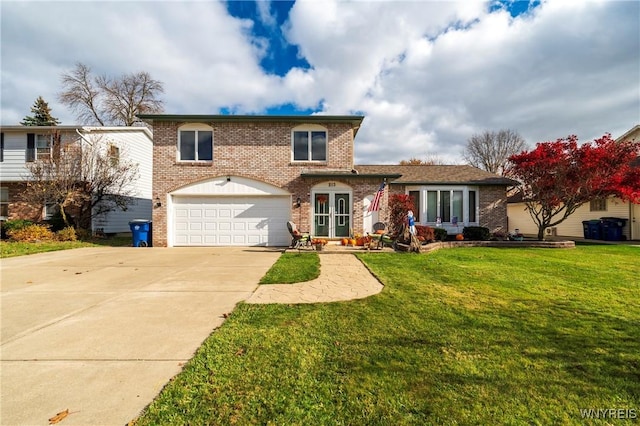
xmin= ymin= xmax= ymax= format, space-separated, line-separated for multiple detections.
xmin=1 ymin=0 xmax=638 ymax=165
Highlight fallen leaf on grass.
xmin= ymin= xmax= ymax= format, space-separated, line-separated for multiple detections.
xmin=48 ymin=409 xmax=69 ymax=424
xmin=235 ymin=348 xmax=245 ymax=356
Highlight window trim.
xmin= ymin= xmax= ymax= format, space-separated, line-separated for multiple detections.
xmin=177 ymin=123 xmax=214 ymax=162
xmin=407 ymin=185 xmax=479 ymax=227
xmin=589 ymin=198 xmax=607 ymax=212
xmin=35 ymin=134 xmax=52 ymax=160
xmin=0 ymin=187 xmax=8 ymax=220
xmin=108 ymin=144 xmax=120 ymax=166
xmin=291 ymin=124 xmax=328 ymax=162
xmin=43 ymin=202 xmax=58 ymax=220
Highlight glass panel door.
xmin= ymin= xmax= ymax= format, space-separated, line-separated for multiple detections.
xmin=314 ymin=193 xmax=330 ymax=237
xmin=312 ymin=192 xmax=351 ymax=238
xmin=334 ymin=193 xmax=350 ymax=237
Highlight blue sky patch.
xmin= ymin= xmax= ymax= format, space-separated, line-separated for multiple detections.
xmin=490 ymin=0 xmax=541 ymax=17
xmin=225 ymin=0 xmax=311 ymax=77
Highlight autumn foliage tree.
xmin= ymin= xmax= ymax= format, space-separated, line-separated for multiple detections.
xmin=388 ymin=194 xmax=415 ymax=235
xmin=506 ymin=134 xmax=640 ymax=240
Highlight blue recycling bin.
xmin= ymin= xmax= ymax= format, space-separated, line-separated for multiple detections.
xmin=129 ymin=220 xmax=151 ymax=247
xmin=582 ymin=220 xmax=602 ymax=240
xmin=600 ymin=217 xmax=627 ymax=241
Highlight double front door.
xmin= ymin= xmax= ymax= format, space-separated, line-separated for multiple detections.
xmin=313 ymin=192 xmax=351 ymax=238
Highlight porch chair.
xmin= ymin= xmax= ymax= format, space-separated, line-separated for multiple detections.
xmin=366 ymin=222 xmax=387 ymax=250
xmin=287 ymin=221 xmax=311 ymax=249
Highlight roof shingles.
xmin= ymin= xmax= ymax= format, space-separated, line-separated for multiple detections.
xmin=355 ymin=165 xmax=518 ymax=186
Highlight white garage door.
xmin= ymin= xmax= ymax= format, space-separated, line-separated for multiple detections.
xmin=173 ymin=196 xmax=291 ymax=246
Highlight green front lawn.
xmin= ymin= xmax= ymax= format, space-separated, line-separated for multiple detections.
xmin=0 ymin=236 xmax=132 ymax=258
xmin=135 ymin=245 xmax=639 ymax=425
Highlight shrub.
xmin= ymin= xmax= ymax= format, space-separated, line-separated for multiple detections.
xmin=56 ymin=226 xmax=77 ymax=242
xmin=75 ymin=228 xmax=92 ymax=241
xmin=7 ymin=224 xmax=55 ymax=242
xmin=2 ymin=219 xmax=34 ymax=232
xmin=463 ymin=226 xmax=490 ymax=241
xmin=433 ymin=227 xmax=448 ymax=242
xmin=388 ymin=194 xmax=415 ymax=235
xmin=2 ymin=219 xmax=36 ymax=240
xmin=415 ymin=225 xmax=435 ymax=243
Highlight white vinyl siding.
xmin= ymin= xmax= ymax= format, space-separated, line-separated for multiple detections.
xmin=89 ymin=128 xmax=153 ymax=234
xmin=508 ymin=197 xmax=632 ymax=238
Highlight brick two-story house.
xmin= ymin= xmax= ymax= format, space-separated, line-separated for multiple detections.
xmin=139 ymin=114 xmax=516 ymax=247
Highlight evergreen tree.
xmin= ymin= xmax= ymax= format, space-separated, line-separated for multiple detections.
xmin=21 ymin=96 xmax=60 ymax=126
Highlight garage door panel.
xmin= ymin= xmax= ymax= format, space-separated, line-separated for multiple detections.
xmin=173 ymin=196 xmax=290 ymax=246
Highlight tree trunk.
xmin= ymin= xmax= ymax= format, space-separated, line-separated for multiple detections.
xmin=537 ymin=226 xmax=545 ymax=241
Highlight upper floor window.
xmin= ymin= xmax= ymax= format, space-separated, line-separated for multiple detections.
xmin=108 ymin=144 xmax=120 ymax=166
xmin=292 ymin=125 xmax=327 ymax=162
xmin=178 ymin=124 xmax=213 ymax=162
xmin=26 ymin=133 xmax=52 ymax=162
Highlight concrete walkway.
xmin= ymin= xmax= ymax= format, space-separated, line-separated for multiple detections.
xmin=247 ymin=253 xmax=384 ymax=304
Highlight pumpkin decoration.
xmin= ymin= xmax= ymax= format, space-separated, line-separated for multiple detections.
xmin=349 ymin=239 xmax=357 ymax=246
xmin=341 ymin=238 xmax=349 ymax=246
xmin=456 ymin=234 xmax=464 ymax=241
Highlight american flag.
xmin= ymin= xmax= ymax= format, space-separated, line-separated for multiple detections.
xmin=368 ymin=181 xmax=385 ymax=212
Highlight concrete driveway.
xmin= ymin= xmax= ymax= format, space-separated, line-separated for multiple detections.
xmin=0 ymin=247 xmax=281 ymax=426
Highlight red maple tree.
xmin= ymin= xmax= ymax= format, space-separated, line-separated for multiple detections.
xmin=506 ymin=133 xmax=640 ymax=240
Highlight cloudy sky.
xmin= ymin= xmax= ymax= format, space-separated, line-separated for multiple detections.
xmin=1 ymin=0 xmax=638 ymax=164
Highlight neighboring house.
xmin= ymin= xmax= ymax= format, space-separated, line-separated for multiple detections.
xmin=0 ymin=125 xmax=153 ymax=234
xmin=508 ymin=124 xmax=640 ymax=240
xmin=138 ymin=114 xmax=516 ymax=247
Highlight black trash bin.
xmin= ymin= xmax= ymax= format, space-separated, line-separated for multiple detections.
xmin=129 ymin=219 xmax=152 ymax=247
xmin=600 ymin=217 xmax=627 ymax=241
xmin=582 ymin=219 xmax=602 ymax=240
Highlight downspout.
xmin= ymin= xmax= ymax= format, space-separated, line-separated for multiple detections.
xmin=75 ymin=128 xmax=93 ymax=146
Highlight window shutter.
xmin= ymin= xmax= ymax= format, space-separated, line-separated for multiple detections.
xmin=1 ymin=133 xmax=4 ymax=162
xmin=26 ymin=133 xmax=35 ymax=162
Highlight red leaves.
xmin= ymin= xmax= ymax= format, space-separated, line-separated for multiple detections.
xmin=507 ymin=133 xmax=640 ymax=205
xmin=506 ymin=133 xmax=639 ymax=239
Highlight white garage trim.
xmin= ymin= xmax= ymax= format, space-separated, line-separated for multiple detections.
xmin=168 ymin=176 xmax=291 ymax=247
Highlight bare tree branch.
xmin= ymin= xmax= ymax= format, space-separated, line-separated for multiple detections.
xmin=22 ymin=131 xmax=140 ymax=229
xmin=58 ymin=63 xmax=105 ymax=125
xmin=463 ymin=129 xmax=527 ymax=174
xmin=58 ymin=63 xmax=164 ymax=126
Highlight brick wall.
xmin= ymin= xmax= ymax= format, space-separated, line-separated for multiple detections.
xmin=152 ymin=120 xmax=357 ymax=246
xmin=479 ymin=185 xmax=509 ymax=232
xmin=5 ymin=182 xmax=44 ymax=222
